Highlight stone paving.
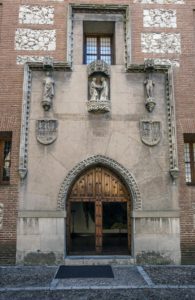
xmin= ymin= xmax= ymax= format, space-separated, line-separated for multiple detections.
xmin=0 ymin=265 xmax=195 ymax=299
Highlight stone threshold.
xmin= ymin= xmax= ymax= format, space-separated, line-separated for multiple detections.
xmin=64 ymin=255 xmax=136 ymax=265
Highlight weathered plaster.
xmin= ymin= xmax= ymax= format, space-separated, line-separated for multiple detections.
xmin=19 ymin=5 xmax=54 ymax=25
xmin=15 ymin=29 xmax=56 ymax=51
xmin=143 ymin=9 xmax=176 ymax=28
xmin=141 ymin=33 xmax=181 ymax=54
xmin=17 ymin=56 xmax=53 ymax=65
xmin=145 ymin=58 xmax=180 ymax=67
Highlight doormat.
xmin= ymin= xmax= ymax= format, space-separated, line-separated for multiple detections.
xmin=55 ymin=265 xmax=114 ymax=279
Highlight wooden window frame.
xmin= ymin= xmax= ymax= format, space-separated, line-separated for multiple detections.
xmin=184 ymin=134 xmax=195 ymax=186
xmin=0 ymin=132 xmax=12 ymax=185
xmin=83 ymin=34 xmax=114 ymax=65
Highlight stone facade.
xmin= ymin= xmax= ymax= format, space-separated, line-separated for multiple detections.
xmin=143 ymin=9 xmax=177 ymax=28
xmin=0 ymin=0 xmax=195 ymax=265
xmin=19 ymin=6 xmax=54 ymax=25
xmin=15 ymin=29 xmax=56 ymax=51
xmin=141 ymin=33 xmax=181 ymax=54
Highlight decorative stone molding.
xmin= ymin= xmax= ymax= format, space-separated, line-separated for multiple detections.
xmin=19 ymin=61 xmax=71 ymax=181
xmin=134 ymin=0 xmax=184 ymax=3
xmin=19 ymin=5 xmax=54 ymax=25
xmin=143 ymin=9 xmax=176 ymax=28
xmin=145 ymin=58 xmax=180 ymax=68
xmin=87 ymin=60 xmax=111 ymax=77
xmin=87 ymin=100 xmax=111 ymax=113
xmin=126 ymin=62 xmax=179 ymax=181
xmin=141 ymin=33 xmax=181 ymax=54
xmin=19 ymin=64 xmax=32 ymax=180
xmin=0 ymin=203 xmax=4 ymax=229
xmin=140 ymin=120 xmax=161 ymax=146
xmin=15 ymin=29 xmax=56 ymax=51
xmin=57 ymin=155 xmax=142 ymax=211
xmin=166 ymin=68 xmax=179 ymax=179
xmin=36 ymin=119 xmax=58 ymax=145
xmin=17 ymin=56 xmax=53 ymax=65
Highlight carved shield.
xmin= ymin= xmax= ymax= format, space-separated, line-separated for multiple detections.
xmin=140 ymin=120 xmax=161 ymax=146
xmin=36 ymin=119 xmax=58 ymax=145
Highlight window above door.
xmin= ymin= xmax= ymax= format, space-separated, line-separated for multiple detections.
xmin=84 ymin=35 xmax=113 ymax=65
xmin=83 ymin=21 xmax=115 ymax=65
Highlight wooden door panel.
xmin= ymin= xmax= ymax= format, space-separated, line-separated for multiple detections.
xmin=68 ymin=166 xmax=131 ymax=255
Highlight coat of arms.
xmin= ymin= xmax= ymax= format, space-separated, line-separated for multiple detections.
xmin=140 ymin=120 xmax=161 ymax=146
xmin=36 ymin=119 xmax=58 ymax=145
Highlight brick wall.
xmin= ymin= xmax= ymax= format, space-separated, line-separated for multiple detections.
xmin=0 ymin=0 xmax=195 ymax=264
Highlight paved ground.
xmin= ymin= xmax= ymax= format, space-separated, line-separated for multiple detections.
xmin=0 ymin=265 xmax=195 ymax=299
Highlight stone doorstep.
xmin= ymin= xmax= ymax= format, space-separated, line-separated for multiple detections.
xmin=64 ymin=256 xmax=136 ymax=265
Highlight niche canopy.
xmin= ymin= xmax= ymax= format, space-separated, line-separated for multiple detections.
xmin=87 ymin=60 xmax=111 ymax=113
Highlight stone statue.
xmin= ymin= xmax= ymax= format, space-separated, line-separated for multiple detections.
xmin=42 ymin=71 xmax=55 ymax=111
xmin=144 ymin=75 xmax=155 ymax=99
xmin=100 ymin=77 xmax=109 ymax=101
xmin=144 ymin=74 xmax=156 ymax=112
xmin=89 ymin=77 xmax=109 ymax=101
xmin=89 ymin=78 xmax=101 ymax=101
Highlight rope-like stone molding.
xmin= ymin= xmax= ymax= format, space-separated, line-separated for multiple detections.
xmin=19 ymin=61 xmax=72 ymax=180
xmin=57 ymin=155 xmax=142 ymax=211
xmin=19 ymin=64 xmax=32 ymax=179
xmin=126 ymin=61 xmax=179 ymax=180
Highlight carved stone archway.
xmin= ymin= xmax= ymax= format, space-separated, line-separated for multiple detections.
xmin=57 ymin=155 xmax=142 ymax=211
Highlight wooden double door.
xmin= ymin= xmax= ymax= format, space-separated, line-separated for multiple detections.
xmin=67 ymin=167 xmax=131 ymax=255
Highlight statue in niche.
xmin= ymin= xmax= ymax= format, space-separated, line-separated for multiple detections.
xmin=144 ymin=74 xmax=156 ymax=112
xmin=144 ymin=75 xmax=155 ymax=98
xmin=42 ymin=71 xmax=55 ymax=111
xmin=89 ymin=76 xmax=109 ymax=101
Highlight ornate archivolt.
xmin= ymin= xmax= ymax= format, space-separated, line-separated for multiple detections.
xmin=57 ymin=155 xmax=142 ymax=211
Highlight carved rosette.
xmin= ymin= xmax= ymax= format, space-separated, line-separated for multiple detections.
xmin=36 ymin=119 xmax=58 ymax=145
xmin=140 ymin=120 xmax=161 ymax=146
xmin=87 ymin=100 xmax=111 ymax=113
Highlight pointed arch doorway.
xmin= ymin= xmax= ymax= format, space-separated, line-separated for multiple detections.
xmin=66 ymin=166 xmax=132 ymax=255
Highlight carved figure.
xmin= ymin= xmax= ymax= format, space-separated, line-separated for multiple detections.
xmin=42 ymin=71 xmax=55 ymax=111
xmin=100 ymin=77 xmax=109 ymax=101
xmin=89 ymin=78 xmax=100 ymax=101
xmin=144 ymin=75 xmax=155 ymax=98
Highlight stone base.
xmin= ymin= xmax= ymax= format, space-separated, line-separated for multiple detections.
xmin=87 ymin=100 xmax=111 ymax=113
xmin=64 ymin=256 xmax=136 ymax=265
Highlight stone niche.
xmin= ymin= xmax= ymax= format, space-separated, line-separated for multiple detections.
xmin=87 ymin=60 xmax=111 ymax=113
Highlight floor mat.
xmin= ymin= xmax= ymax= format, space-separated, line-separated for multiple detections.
xmin=55 ymin=265 xmax=114 ymax=279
